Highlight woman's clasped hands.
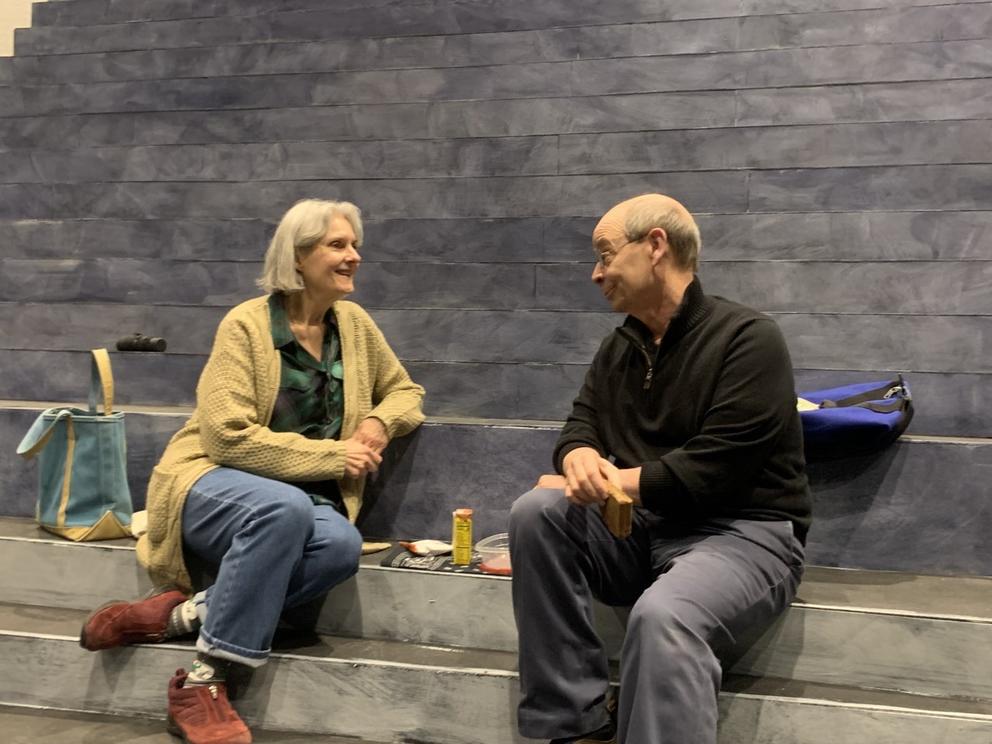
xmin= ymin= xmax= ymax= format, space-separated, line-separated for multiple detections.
xmin=343 ymin=417 xmax=388 ymax=477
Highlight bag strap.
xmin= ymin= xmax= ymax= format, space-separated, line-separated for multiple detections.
xmin=820 ymin=375 xmax=909 ymax=409
xmin=16 ymin=408 xmax=74 ymax=459
xmin=855 ymin=399 xmax=906 ymax=414
xmin=88 ymin=348 xmax=114 ymax=416
xmin=15 ymin=407 xmax=77 ymax=528
xmin=55 ymin=416 xmax=76 ymax=527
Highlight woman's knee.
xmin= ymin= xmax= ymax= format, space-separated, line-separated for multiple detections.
xmin=312 ymin=523 xmax=362 ymax=584
xmin=256 ymin=485 xmax=314 ymax=539
xmin=338 ymin=523 xmax=363 ymax=570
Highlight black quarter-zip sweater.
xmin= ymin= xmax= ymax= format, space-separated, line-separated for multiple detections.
xmin=554 ymin=277 xmax=812 ymax=543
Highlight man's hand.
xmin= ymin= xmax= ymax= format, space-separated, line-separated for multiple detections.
xmin=535 ymin=474 xmax=567 ymax=489
xmin=350 ymin=417 xmax=390 ymax=454
xmin=562 ymin=447 xmax=620 ymax=505
xmin=343 ymin=439 xmax=382 ymax=477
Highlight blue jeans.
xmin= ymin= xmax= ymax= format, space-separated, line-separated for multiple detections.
xmin=182 ymin=467 xmax=362 ymax=667
xmin=509 ymin=488 xmax=805 ymax=743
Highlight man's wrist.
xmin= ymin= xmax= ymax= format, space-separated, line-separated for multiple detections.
xmin=618 ymin=467 xmax=642 ymax=501
xmin=563 ymin=445 xmax=597 ymax=463
xmin=557 ymin=443 xmax=599 ymax=472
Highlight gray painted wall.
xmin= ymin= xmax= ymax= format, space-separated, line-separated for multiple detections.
xmin=0 ymin=0 xmax=989 ymax=435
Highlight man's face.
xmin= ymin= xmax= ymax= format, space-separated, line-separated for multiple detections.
xmin=591 ymin=217 xmax=654 ymax=314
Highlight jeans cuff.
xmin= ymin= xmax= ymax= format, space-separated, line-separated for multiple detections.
xmin=196 ymin=628 xmax=269 ymax=668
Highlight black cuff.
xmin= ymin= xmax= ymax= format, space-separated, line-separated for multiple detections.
xmin=638 ymin=461 xmax=682 ymax=515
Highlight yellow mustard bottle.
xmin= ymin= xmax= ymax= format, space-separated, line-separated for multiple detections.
xmin=451 ymin=508 xmax=474 ymax=565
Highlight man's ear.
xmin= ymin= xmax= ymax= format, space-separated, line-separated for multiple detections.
xmin=648 ymin=227 xmax=669 ymax=266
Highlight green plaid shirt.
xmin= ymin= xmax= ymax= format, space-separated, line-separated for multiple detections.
xmin=268 ymin=294 xmax=345 ymax=510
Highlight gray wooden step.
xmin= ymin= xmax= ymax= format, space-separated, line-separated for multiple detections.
xmin=0 ymin=602 xmax=990 ymax=744
xmin=1 ymin=518 xmax=990 ymax=702
xmin=0 ymin=704 xmax=389 ymax=744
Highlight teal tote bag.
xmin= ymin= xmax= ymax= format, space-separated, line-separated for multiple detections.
xmin=16 ymin=349 xmax=133 ymax=541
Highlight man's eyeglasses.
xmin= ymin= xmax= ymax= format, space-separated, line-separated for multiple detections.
xmin=594 ymin=235 xmax=644 ymax=267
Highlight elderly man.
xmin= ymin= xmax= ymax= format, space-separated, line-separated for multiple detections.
xmin=509 ymin=193 xmax=811 ymax=743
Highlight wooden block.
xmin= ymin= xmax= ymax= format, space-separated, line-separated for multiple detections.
xmin=601 ymin=483 xmax=633 ymax=539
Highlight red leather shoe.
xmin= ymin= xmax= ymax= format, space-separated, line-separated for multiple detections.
xmin=167 ymin=669 xmax=252 ymax=744
xmin=79 ymin=588 xmax=188 ymax=650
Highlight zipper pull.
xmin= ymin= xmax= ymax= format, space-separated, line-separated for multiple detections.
xmin=643 ymin=368 xmax=653 ymax=390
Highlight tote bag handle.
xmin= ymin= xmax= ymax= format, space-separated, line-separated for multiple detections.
xmin=16 ymin=408 xmax=73 ymax=459
xmin=17 ymin=349 xmax=113 ymax=460
xmin=88 ymin=348 xmax=114 ymax=416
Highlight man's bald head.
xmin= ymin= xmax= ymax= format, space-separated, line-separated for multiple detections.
xmin=595 ymin=193 xmax=701 ymax=272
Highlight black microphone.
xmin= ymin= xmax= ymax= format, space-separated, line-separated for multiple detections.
xmin=116 ymin=333 xmax=167 ymax=352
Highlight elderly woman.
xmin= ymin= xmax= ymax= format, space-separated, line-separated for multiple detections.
xmin=79 ymin=199 xmax=425 ymax=744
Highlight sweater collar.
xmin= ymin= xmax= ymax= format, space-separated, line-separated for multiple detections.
xmin=621 ymin=276 xmax=709 ymax=349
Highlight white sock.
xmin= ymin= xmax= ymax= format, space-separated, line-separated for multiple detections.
xmin=187 ymin=654 xmax=228 ymax=685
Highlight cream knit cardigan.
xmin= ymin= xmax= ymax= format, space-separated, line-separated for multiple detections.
xmin=136 ymin=296 xmax=425 ymax=591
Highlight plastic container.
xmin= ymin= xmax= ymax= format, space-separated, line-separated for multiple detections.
xmin=476 ymin=532 xmax=511 ymax=575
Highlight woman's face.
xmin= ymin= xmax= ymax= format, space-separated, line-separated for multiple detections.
xmin=295 ymin=215 xmax=361 ymax=299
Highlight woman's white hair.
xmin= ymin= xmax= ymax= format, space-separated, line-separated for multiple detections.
xmin=257 ymin=199 xmax=364 ymax=294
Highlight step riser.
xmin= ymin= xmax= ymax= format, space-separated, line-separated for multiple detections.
xmin=320 ymin=579 xmax=992 ymax=701
xmin=0 ymin=538 xmax=150 ymax=609
xmin=4 ymin=259 xmax=988 ymax=318
xmin=2 ymin=80 xmax=988 ymax=149
xmin=15 ymin=5 xmax=992 ymax=87
xmin=5 ymin=168 xmax=992 ymax=224
xmin=2 ymin=635 xmax=990 ymax=744
xmin=2 ymin=357 xmax=986 ymax=434
xmin=0 ymin=634 xmax=524 ymax=744
xmin=718 ymin=697 xmax=992 ymax=744
xmin=3 ymin=409 xmax=992 ymax=575
xmin=31 ymin=0 xmax=986 ymax=29
xmin=4 ymin=40 xmax=991 ymax=117
xmin=2 ymin=537 xmax=989 ymax=700
xmin=730 ymin=608 xmax=992 ymax=701
xmin=18 ymin=0 xmax=964 ymax=55
xmin=2 ymin=213 xmax=990 ymax=263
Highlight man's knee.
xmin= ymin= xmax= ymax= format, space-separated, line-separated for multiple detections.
xmin=509 ymin=487 xmax=565 ymax=539
xmin=627 ymin=593 xmax=712 ymax=659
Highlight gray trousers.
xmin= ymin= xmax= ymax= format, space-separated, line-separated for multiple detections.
xmin=509 ymin=488 xmax=805 ymax=744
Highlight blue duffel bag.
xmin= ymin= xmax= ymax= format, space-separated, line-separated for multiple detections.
xmin=797 ymin=376 xmax=913 ymax=460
